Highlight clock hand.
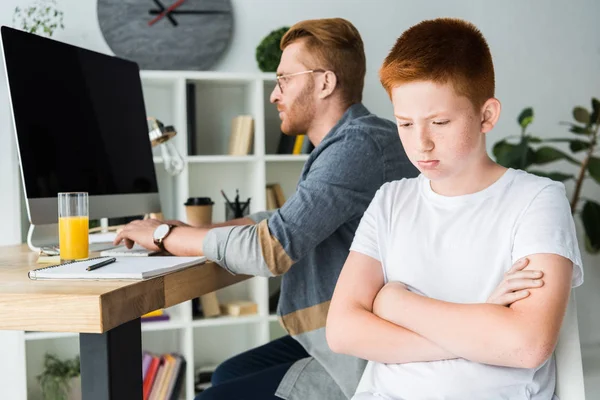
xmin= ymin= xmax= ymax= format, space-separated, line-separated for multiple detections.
xmin=148 ymin=10 xmax=231 ymax=15
xmin=150 ymin=0 xmax=178 ymax=26
xmin=148 ymin=0 xmax=186 ymax=26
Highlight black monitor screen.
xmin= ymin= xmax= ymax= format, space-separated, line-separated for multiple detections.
xmin=2 ymin=26 xmax=158 ymax=199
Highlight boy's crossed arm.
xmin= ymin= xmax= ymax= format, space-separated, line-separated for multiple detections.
xmin=373 ymin=253 xmax=572 ymax=369
xmin=327 ymin=251 xmax=567 ymax=368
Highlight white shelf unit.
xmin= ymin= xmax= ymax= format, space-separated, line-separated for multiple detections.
xmin=16 ymin=71 xmax=303 ymax=400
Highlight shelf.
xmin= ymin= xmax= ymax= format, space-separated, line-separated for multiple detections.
xmin=191 ymin=315 xmax=263 ymax=328
xmin=268 ymin=314 xmax=279 ymax=322
xmin=24 ymin=331 xmax=77 ymax=341
xmin=140 ymin=320 xmax=187 ymax=332
xmin=24 ymin=320 xmax=187 ymax=340
xmin=187 ymin=155 xmax=257 ymax=163
xmin=141 ymin=70 xmax=276 ymax=83
xmin=264 ymin=155 xmax=309 ymax=162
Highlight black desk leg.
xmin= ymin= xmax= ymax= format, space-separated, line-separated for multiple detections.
xmin=80 ymin=318 xmax=143 ymax=400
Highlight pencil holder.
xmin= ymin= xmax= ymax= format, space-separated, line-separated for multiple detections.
xmin=225 ymin=201 xmax=250 ymax=221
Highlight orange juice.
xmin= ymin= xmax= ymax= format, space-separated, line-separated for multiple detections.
xmin=59 ymin=216 xmax=89 ymax=260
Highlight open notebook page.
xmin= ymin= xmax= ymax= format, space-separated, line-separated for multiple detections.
xmin=28 ymin=256 xmax=207 ymax=280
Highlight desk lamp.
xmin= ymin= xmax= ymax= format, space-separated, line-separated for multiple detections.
xmin=148 ymin=117 xmax=185 ymax=176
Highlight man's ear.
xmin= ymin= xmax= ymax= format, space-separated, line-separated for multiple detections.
xmin=481 ymin=98 xmax=501 ymax=134
xmin=318 ymin=71 xmax=337 ymax=99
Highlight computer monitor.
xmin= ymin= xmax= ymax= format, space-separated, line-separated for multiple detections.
xmin=1 ymin=26 xmax=161 ymax=225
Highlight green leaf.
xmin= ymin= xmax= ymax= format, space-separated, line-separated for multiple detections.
xmin=588 ymin=156 xmax=600 ymax=184
xmin=534 ymin=146 xmax=581 ymax=166
xmin=518 ymin=108 xmax=534 ymax=129
xmin=527 ymin=170 xmax=575 ymax=182
xmin=493 ymin=139 xmax=535 ymax=169
xmin=581 ymin=200 xmax=600 ymax=253
xmin=541 ymin=138 xmax=591 ymax=152
xmin=527 ymin=136 xmax=543 ymax=143
xmin=573 ymin=107 xmax=590 ymax=124
xmin=573 ymin=125 xmax=592 ymax=134
xmin=570 ymin=140 xmax=592 ymax=152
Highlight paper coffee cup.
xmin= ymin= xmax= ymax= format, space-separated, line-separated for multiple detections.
xmin=185 ymin=197 xmax=214 ymax=227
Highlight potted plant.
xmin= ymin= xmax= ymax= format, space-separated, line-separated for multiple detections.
xmin=256 ymin=26 xmax=290 ymax=72
xmin=37 ymin=353 xmax=81 ymax=400
xmin=492 ymin=97 xmax=600 ymax=253
xmin=12 ymin=0 xmax=65 ymax=37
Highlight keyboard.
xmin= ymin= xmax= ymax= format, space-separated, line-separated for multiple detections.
xmin=100 ymin=244 xmax=160 ymax=257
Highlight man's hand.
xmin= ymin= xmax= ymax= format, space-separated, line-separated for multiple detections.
xmin=486 ymin=258 xmax=544 ymax=306
xmin=113 ymin=219 xmax=163 ymax=251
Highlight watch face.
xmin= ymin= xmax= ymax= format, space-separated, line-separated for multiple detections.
xmin=97 ymin=0 xmax=234 ymax=70
xmin=153 ymin=223 xmax=170 ymax=240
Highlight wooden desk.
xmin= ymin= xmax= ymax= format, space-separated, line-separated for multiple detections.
xmin=0 ymin=244 xmax=248 ymax=399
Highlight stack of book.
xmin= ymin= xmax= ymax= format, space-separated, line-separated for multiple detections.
xmin=142 ymin=309 xmax=170 ymax=323
xmin=142 ymin=352 xmax=186 ymax=400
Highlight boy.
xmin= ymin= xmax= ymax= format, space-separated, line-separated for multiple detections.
xmin=326 ymin=18 xmax=583 ymax=400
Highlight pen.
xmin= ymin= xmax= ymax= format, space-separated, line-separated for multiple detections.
xmin=86 ymin=257 xmax=117 ymax=271
xmin=220 ymin=189 xmax=236 ymax=214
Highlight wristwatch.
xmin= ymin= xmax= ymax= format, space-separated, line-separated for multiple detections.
xmin=153 ymin=223 xmax=175 ymax=252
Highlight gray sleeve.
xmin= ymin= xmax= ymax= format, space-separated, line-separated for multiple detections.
xmin=203 ymin=225 xmax=274 ymax=277
xmin=247 ymin=210 xmax=275 ymax=223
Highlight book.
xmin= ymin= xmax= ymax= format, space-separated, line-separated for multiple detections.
xmin=292 ymin=135 xmax=305 ymax=155
xmin=143 ymin=309 xmax=165 ymax=318
xmin=270 ymin=183 xmax=286 ymax=208
xmin=28 ymin=256 xmax=207 ymax=281
xmin=219 ymin=300 xmax=258 ymax=317
xmin=266 ymin=186 xmax=278 ymax=210
xmin=141 ymin=314 xmax=170 ymax=322
xmin=142 ymin=352 xmax=153 ymax=380
xmin=165 ymin=355 xmax=185 ymax=399
xmin=228 ymin=115 xmax=254 ymax=155
xmin=143 ymin=356 xmax=160 ymax=400
xmin=169 ymin=356 xmax=187 ymax=400
xmin=157 ymin=355 xmax=176 ymax=400
xmin=148 ymin=357 xmax=166 ymax=400
xmin=276 ymin=132 xmax=296 ymax=154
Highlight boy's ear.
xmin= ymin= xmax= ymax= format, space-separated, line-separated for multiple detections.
xmin=318 ymin=71 xmax=337 ymax=99
xmin=481 ymin=98 xmax=501 ymax=133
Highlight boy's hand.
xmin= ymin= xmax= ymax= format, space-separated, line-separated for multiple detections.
xmin=486 ymin=258 xmax=544 ymax=307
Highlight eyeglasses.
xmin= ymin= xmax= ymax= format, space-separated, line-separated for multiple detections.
xmin=275 ymin=69 xmax=327 ymax=93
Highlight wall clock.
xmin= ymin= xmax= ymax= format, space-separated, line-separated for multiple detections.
xmin=97 ymin=0 xmax=233 ymax=70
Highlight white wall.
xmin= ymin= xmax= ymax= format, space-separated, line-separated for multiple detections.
xmin=1 ymin=0 xmax=599 ymax=368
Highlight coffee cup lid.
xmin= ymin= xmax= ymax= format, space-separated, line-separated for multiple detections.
xmin=184 ymin=197 xmax=214 ymax=206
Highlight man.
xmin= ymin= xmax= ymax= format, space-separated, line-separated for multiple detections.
xmin=115 ymin=18 xmax=417 ymax=400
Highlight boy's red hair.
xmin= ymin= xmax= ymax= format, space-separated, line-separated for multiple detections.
xmin=380 ymin=18 xmax=495 ymax=108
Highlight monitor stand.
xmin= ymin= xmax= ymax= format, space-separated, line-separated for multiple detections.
xmin=27 ymin=218 xmax=117 ymax=253
xmin=26 ymin=214 xmax=164 ymax=253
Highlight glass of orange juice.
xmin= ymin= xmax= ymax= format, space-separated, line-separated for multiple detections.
xmin=58 ymin=192 xmax=89 ymax=261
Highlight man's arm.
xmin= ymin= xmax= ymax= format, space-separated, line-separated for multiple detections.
xmin=379 ymin=253 xmax=572 ymax=369
xmin=327 ymin=251 xmax=457 ymax=364
xmin=114 ymin=212 xmax=271 ymax=256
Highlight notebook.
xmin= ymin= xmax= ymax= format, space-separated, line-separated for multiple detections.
xmin=28 ymin=256 xmax=207 ymax=281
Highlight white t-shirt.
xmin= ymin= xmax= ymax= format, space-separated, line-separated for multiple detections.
xmin=350 ymin=168 xmax=583 ymax=400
